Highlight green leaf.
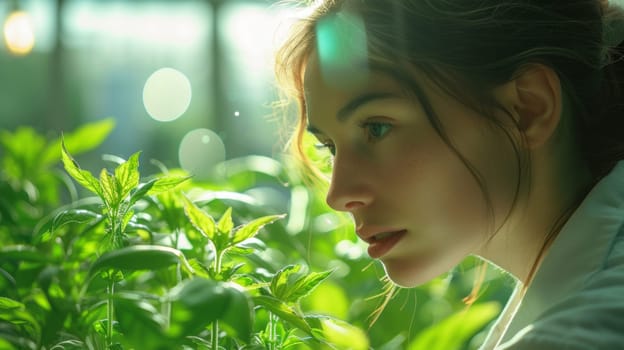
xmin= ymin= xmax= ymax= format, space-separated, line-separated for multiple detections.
xmin=167 ymin=278 xmax=231 ymax=338
xmin=120 ymin=210 xmax=134 ymax=233
xmin=61 ymin=140 xmax=102 ymax=197
xmin=283 ymin=270 xmax=332 ymax=304
xmin=99 ymin=169 xmax=118 ymax=207
xmin=187 ymin=259 xmax=210 ymax=278
xmin=0 ymin=297 xmax=23 ymax=310
xmin=147 ymin=175 xmax=190 ymax=195
xmin=0 ymin=245 xmax=50 ymax=263
xmin=270 ymin=265 xmax=301 ymax=301
xmin=114 ymin=296 xmax=170 ymax=350
xmin=182 ymin=196 xmax=215 ymax=240
xmin=0 ymin=127 xmax=46 ymax=180
xmin=216 ymin=282 xmax=254 ymax=343
xmin=305 ymin=315 xmax=369 ymax=350
xmin=232 ymin=214 xmax=285 ymax=245
xmin=0 ymin=298 xmax=41 ymax=341
xmin=252 ymin=295 xmax=313 ymax=336
xmin=0 ymin=337 xmax=17 ymax=350
xmin=89 ymin=245 xmax=192 ymax=277
xmin=51 ymin=209 xmax=102 ymax=233
xmin=209 ymin=263 xmax=245 ymax=281
xmin=43 ymin=118 xmax=115 ymax=165
xmin=127 ymin=179 xmax=157 ymax=208
xmin=407 ymin=302 xmax=501 ymax=350
xmin=114 ymin=152 xmax=141 ymax=200
xmin=217 ymin=207 xmax=234 ymax=235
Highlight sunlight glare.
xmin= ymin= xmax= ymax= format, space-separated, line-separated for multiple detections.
xmin=3 ymin=11 xmax=35 ymax=55
xmin=335 ymin=240 xmax=365 ymax=260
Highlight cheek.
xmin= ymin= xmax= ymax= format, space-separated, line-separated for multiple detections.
xmin=387 ymin=136 xmax=492 ymax=230
xmin=458 ymin=125 xmax=521 ymax=228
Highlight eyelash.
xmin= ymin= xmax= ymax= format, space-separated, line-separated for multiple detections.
xmin=361 ymin=120 xmax=393 ymax=142
xmin=315 ymin=141 xmax=336 ymax=156
xmin=314 ymin=121 xmax=393 ymax=156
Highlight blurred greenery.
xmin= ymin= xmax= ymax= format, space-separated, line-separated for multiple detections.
xmin=0 ymin=120 xmax=515 ymax=349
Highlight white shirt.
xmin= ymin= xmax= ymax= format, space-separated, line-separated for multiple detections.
xmin=482 ymin=160 xmax=624 ymax=350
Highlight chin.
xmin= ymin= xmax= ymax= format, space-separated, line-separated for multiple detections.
xmin=382 ymin=258 xmax=449 ymax=288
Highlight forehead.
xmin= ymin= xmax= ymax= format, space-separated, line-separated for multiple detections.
xmin=303 ymin=52 xmax=409 ymax=119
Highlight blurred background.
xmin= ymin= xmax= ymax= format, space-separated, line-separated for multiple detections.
xmin=0 ymin=1 xmax=517 ymax=348
xmin=1 ymin=0 xmax=295 ymax=175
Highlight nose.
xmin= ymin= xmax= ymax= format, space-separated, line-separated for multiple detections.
xmin=325 ymin=153 xmax=374 ymax=212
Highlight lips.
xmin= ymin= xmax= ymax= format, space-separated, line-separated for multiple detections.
xmin=356 ymin=226 xmax=407 ymax=258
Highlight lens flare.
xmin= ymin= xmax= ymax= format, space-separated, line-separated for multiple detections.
xmin=143 ymin=67 xmax=192 ymax=122
xmin=315 ymin=11 xmax=369 ymax=88
xmin=178 ymin=128 xmax=225 ymax=180
xmin=3 ymin=11 xmax=35 ymax=56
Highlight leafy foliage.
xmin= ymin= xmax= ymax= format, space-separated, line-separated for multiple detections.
xmin=0 ymin=121 xmax=514 ymax=349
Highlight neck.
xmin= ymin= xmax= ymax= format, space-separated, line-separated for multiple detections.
xmin=477 ymin=153 xmax=592 ymax=284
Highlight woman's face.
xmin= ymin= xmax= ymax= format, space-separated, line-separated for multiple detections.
xmin=303 ymin=53 xmax=520 ymax=287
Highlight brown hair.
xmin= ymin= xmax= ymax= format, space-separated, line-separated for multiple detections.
xmin=275 ymin=0 xmax=624 ymax=289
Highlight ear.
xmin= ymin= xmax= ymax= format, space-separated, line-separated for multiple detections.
xmin=496 ymin=64 xmax=562 ymax=149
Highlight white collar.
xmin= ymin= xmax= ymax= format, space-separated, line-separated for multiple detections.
xmin=501 ymin=160 xmax=624 ymax=342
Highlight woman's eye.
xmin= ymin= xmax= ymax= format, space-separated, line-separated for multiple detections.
xmin=362 ymin=121 xmax=392 ymax=142
xmin=315 ymin=142 xmax=336 ymax=156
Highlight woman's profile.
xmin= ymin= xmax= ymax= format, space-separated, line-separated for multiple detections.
xmin=275 ymin=0 xmax=624 ymax=349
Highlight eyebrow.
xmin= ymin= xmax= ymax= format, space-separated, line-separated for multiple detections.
xmin=307 ymin=92 xmax=398 ymax=134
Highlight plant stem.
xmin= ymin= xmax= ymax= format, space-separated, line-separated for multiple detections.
xmin=211 ymin=249 xmax=224 ymax=350
xmin=269 ymin=312 xmax=277 ymax=350
xmin=107 ymin=278 xmax=115 ymax=347
xmin=212 ymin=321 xmax=219 ymax=350
xmin=214 ymin=250 xmax=223 ymax=274
xmin=163 ymin=294 xmax=171 ymax=330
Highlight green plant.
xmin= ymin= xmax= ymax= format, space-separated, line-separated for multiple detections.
xmin=0 ymin=121 xmax=513 ymax=350
xmin=0 ymin=122 xmax=369 ymax=349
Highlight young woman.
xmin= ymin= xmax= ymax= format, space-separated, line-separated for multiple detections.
xmin=275 ymin=0 xmax=624 ymax=349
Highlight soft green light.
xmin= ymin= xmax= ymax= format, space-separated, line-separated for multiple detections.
xmin=315 ymin=11 xmax=369 ymax=88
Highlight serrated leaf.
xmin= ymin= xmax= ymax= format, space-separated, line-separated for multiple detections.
xmin=188 ymin=259 xmax=210 ymax=278
xmin=217 ymin=207 xmax=234 ymax=234
xmin=252 ymin=295 xmax=313 ymax=336
xmin=283 ymin=270 xmax=332 ymax=304
xmin=89 ymin=245 xmax=192 ymax=277
xmin=61 ymin=140 xmax=102 ymax=197
xmin=128 ymin=179 xmax=157 ymax=208
xmin=147 ymin=175 xmax=190 ymax=195
xmin=182 ymin=196 xmax=215 ymax=240
xmin=270 ymin=265 xmax=301 ymax=300
xmin=232 ymin=214 xmax=285 ymax=245
xmin=210 ymin=263 xmax=245 ymax=281
xmin=114 ymin=152 xmax=141 ymax=200
xmin=44 ymin=118 xmax=115 ymax=165
xmin=99 ymin=169 xmax=117 ymax=207
xmin=121 ymin=210 xmax=134 ymax=233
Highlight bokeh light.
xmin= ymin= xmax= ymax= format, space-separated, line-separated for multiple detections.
xmin=178 ymin=128 xmax=225 ymax=180
xmin=3 ymin=11 xmax=35 ymax=55
xmin=143 ymin=67 xmax=192 ymax=122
